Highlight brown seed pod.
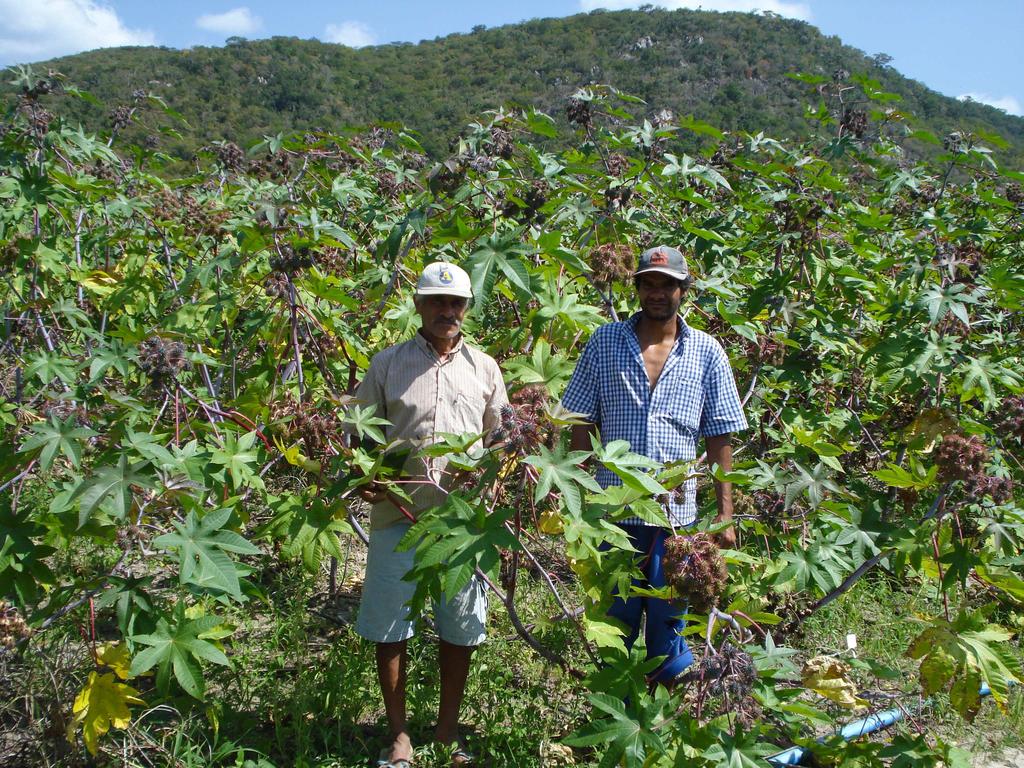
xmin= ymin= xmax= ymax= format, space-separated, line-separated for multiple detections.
xmin=661 ymin=532 xmax=727 ymax=614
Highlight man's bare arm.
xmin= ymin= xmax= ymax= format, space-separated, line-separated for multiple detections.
xmin=570 ymin=423 xmax=597 ymax=454
xmin=705 ymin=433 xmax=736 ymax=548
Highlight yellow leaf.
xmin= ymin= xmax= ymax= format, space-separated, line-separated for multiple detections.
xmin=68 ymin=671 xmax=144 ymax=755
xmin=905 ymin=408 xmax=957 ymax=453
xmin=80 ymin=270 xmax=119 ymax=297
xmin=801 ymin=656 xmax=869 ymax=710
xmin=94 ymin=642 xmax=132 ymax=680
xmin=538 ymin=508 xmax=564 ymax=535
xmin=273 ymin=436 xmax=321 ymax=473
xmin=273 ymin=436 xmax=304 ymax=466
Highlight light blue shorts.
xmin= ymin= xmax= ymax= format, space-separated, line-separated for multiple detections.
xmin=355 ymin=523 xmax=488 ymax=646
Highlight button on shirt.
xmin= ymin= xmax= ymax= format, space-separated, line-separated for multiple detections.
xmin=561 ymin=313 xmax=747 ymax=526
xmin=353 ymin=332 xmax=509 ymax=529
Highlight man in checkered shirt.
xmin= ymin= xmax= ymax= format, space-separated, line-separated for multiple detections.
xmin=562 ymin=245 xmax=747 ymax=684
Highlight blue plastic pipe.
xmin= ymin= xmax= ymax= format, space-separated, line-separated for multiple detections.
xmin=766 ymin=683 xmax=995 ymax=766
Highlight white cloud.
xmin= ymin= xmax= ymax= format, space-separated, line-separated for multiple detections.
xmin=0 ymin=0 xmax=155 ymax=64
xmin=958 ymin=92 xmax=1023 ymax=117
xmin=579 ymin=0 xmax=812 ymax=21
xmin=324 ymin=21 xmax=376 ymax=48
xmin=196 ymin=7 xmax=262 ymax=36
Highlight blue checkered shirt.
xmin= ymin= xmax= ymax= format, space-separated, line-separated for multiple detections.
xmin=562 ymin=313 xmax=748 ymax=526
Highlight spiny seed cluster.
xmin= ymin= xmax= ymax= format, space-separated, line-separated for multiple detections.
xmin=604 ymin=185 xmax=632 ymax=211
xmin=935 ymin=433 xmax=988 ymax=482
xmin=1006 ymin=184 xmax=1024 ymax=205
xmin=399 ymin=150 xmax=429 ymax=170
xmin=214 ymin=142 xmax=245 ymax=171
xmin=841 ymin=109 xmax=868 ymax=138
xmin=109 ymin=105 xmax=133 ymax=131
xmin=832 ymin=68 xmax=850 ymax=83
xmin=589 ymin=243 xmax=634 ymax=285
xmin=264 ymin=272 xmax=290 ymax=298
xmin=661 ymin=532 xmax=727 ymax=614
xmin=1000 ymin=396 xmax=1024 ymax=441
xmin=150 ymin=189 xmax=229 ymax=236
xmin=316 ymin=247 xmax=347 ymax=276
xmin=606 ymin=153 xmax=630 ymax=177
xmin=249 ymin=152 xmax=293 ymax=180
xmin=467 ymin=154 xmax=495 ymax=174
xmin=935 ymin=433 xmax=1012 ymax=504
xmin=1 ymin=601 xmax=30 ymax=649
xmin=137 ymin=336 xmax=187 ymax=387
xmin=486 ymin=126 xmax=515 ymax=159
xmin=23 ymin=105 xmax=54 ymax=140
xmin=270 ymin=395 xmax=342 ymax=461
xmin=943 ymin=132 xmax=968 ymax=153
xmin=753 ymin=489 xmax=782 ymax=528
xmin=566 ymin=97 xmax=591 ymax=128
xmin=502 ymin=181 xmax=549 ymax=223
xmin=699 ymin=641 xmax=757 ymax=699
xmin=365 ymin=127 xmax=393 ymax=150
xmin=497 ymin=384 xmax=551 ymax=454
xmin=270 ymin=245 xmax=314 ymax=274
xmin=427 ymin=160 xmax=465 ymax=196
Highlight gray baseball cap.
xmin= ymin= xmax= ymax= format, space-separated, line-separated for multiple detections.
xmin=635 ymin=246 xmax=688 ymax=282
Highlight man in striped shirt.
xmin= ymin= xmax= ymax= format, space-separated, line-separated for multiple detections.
xmin=353 ymin=262 xmax=508 ymax=767
xmin=562 ymin=245 xmax=747 ymax=684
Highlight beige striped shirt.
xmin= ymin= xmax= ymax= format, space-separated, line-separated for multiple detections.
xmin=353 ymin=332 xmax=509 ymax=528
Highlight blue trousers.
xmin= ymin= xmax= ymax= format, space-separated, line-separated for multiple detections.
xmin=607 ymin=524 xmax=693 ymax=684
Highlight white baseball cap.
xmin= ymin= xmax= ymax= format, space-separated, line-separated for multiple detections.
xmin=416 ymin=261 xmax=472 ymax=298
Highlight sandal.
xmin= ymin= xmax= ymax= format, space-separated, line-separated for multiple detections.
xmin=376 ymin=748 xmax=413 ymax=768
xmin=450 ymin=747 xmax=475 ymax=766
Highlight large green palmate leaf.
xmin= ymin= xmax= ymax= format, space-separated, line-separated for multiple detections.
xmin=153 ymin=507 xmax=261 ymax=601
xmin=19 ymin=414 xmax=96 ymax=471
xmin=401 ymin=493 xmax=519 ymax=608
xmin=129 ymin=604 xmax=231 ymax=700
xmin=463 ymin=234 xmax=533 ymax=305
xmin=209 ymin=430 xmax=263 ymax=491
xmin=906 ymin=608 xmax=1022 ymax=719
xmin=524 ymin=444 xmax=601 ymax=517
xmin=71 ymin=455 xmax=155 ymax=527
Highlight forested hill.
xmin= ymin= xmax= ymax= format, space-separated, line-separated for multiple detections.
xmin=11 ymin=8 xmax=1024 ymax=163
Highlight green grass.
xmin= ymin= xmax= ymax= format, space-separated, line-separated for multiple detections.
xmin=798 ymin=574 xmax=1024 ymax=755
xmin=6 ymin=549 xmax=1021 ymax=766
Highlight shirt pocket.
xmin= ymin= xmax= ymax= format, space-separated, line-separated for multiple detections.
xmin=451 ymin=388 xmax=487 ymax=434
xmin=657 ymin=375 xmax=704 ymax=432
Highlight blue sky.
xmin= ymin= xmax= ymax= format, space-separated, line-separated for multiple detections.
xmin=2 ymin=1 xmax=1021 ymax=116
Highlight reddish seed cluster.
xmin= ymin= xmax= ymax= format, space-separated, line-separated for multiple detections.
xmin=699 ymin=641 xmax=757 ymax=699
xmin=496 ymin=384 xmax=550 ymax=454
xmin=0 ymin=601 xmax=30 ymax=649
xmin=841 ymin=108 xmax=868 ymax=138
xmin=589 ymin=243 xmax=634 ymax=286
xmin=935 ymin=433 xmax=989 ymax=483
xmin=566 ymin=97 xmax=591 ymax=128
xmin=1000 ymin=396 xmax=1024 ymax=441
xmin=109 ymin=105 xmax=133 ymax=131
xmin=661 ymin=532 xmax=727 ymax=614
xmin=606 ymin=153 xmax=630 ymax=177
xmin=270 ymin=395 xmax=343 ymax=462
xmin=213 ymin=141 xmax=245 ymax=171
xmin=486 ymin=126 xmax=515 ymax=159
xmin=270 ymin=245 xmax=314 ymax=274
xmin=935 ymin=433 xmax=1013 ymax=506
xmin=604 ymin=185 xmax=632 ymax=211
xmin=137 ymin=336 xmax=187 ymax=388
